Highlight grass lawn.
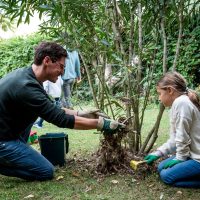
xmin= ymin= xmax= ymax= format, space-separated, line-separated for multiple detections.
xmin=1 ymin=107 xmax=200 ymax=200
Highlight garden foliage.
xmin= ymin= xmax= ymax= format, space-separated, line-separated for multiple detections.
xmin=0 ymin=34 xmax=49 ymax=78
xmin=0 ymin=0 xmax=200 ymax=153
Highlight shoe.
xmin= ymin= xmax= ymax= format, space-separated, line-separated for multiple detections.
xmin=33 ymin=124 xmax=42 ymax=129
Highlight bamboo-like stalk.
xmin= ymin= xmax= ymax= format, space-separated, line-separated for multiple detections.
xmin=79 ymin=52 xmax=99 ymax=108
xmin=98 ymin=55 xmax=106 ymax=110
xmin=134 ymin=2 xmax=143 ymax=151
xmin=112 ymin=0 xmax=125 ymax=56
xmin=145 ymin=104 xmax=165 ymax=153
xmin=139 ymin=104 xmax=165 ymax=154
xmin=160 ymin=17 xmax=167 ymax=74
xmin=139 ymin=58 xmax=156 ymax=132
xmin=137 ymin=2 xmax=142 ymax=82
xmin=95 ymin=65 xmax=115 ymax=119
xmin=127 ymin=0 xmax=135 ymax=151
xmin=172 ymin=0 xmax=183 ymax=71
xmin=128 ymin=1 xmax=134 ymax=64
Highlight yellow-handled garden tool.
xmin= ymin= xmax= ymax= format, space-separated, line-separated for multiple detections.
xmin=130 ymin=160 xmax=147 ymax=170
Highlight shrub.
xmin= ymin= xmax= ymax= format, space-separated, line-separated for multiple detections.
xmin=0 ymin=34 xmax=49 ymax=78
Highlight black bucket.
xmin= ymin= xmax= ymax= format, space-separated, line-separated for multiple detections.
xmin=38 ymin=132 xmax=69 ymax=166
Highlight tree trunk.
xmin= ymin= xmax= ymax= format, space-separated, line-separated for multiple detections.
xmin=172 ymin=0 xmax=183 ymax=71
xmin=161 ymin=17 xmax=167 ymax=73
xmin=112 ymin=0 xmax=125 ymax=56
xmin=134 ymin=2 xmax=142 ymax=151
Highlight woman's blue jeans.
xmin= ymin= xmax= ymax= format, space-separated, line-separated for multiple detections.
xmin=0 ymin=124 xmax=54 ymax=181
xmin=158 ymin=156 xmax=200 ymax=188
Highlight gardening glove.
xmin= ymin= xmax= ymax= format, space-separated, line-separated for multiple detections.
xmin=144 ymin=155 xmax=160 ymax=165
xmin=77 ymin=109 xmax=109 ymax=119
xmin=97 ymin=116 xmax=126 ymax=135
xmin=163 ymin=159 xmax=183 ymax=169
xmin=27 ymin=131 xmax=38 ymax=145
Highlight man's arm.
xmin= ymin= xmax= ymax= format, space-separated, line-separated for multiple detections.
xmin=62 ymin=107 xmax=125 ymax=133
xmin=73 ymin=116 xmax=98 ymax=129
xmin=62 ymin=108 xmax=101 ymax=129
xmin=62 ymin=107 xmax=78 ymax=116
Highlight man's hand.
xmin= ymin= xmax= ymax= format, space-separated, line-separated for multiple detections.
xmin=97 ymin=117 xmax=126 ymax=135
xmin=77 ymin=109 xmax=108 ymax=119
xmin=163 ymin=159 xmax=183 ymax=169
xmin=144 ymin=155 xmax=160 ymax=165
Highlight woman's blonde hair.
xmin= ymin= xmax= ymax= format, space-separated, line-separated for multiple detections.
xmin=157 ymin=71 xmax=200 ymax=111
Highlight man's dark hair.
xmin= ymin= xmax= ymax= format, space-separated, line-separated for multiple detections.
xmin=34 ymin=41 xmax=67 ymax=65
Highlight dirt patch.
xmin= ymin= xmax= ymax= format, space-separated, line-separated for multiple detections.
xmin=66 ymin=117 xmax=157 ymax=180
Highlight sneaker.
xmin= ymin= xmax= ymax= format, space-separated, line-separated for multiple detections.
xmin=33 ymin=124 xmax=42 ymax=129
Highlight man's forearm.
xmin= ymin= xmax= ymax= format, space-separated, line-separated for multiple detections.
xmin=73 ymin=116 xmax=98 ymax=130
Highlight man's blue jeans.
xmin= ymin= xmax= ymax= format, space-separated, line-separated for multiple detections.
xmin=0 ymin=124 xmax=54 ymax=181
xmin=158 ymin=156 xmax=200 ymax=188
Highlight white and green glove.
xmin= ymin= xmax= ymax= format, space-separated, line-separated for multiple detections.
xmin=97 ymin=117 xmax=126 ymax=135
xmin=144 ymin=155 xmax=160 ymax=165
xmin=77 ymin=109 xmax=108 ymax=119
xmin=144 ymin=150 xmax=163 ymax=165
xmin=163 ymin=159 xmax=183 ymax=169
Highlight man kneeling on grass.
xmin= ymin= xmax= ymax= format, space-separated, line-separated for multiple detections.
xmin=0 ymin=41 xmax=125 ymax=181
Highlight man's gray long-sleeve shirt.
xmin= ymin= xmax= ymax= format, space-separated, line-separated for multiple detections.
xmin=0 ymin=67 xmax=75 ymax=140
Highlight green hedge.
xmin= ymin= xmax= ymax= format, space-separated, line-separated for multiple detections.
xmin=0 ymin=34 xmax=49 ymax=78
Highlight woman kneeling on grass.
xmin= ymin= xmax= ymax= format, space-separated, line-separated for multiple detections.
xmin=144 ymin=71 xmax=200 ymax=188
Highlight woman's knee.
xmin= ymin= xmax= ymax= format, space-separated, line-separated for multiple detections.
xmin=159 ymin=170 xmax=175 ymax=185
xmin=157 ymin=157 xmax=176 ymax=173
xmin=157 ymin=162 xmax=163 ymax=173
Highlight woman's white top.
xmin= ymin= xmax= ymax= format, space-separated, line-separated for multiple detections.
xmin=156 ymin=95 xmax=200 ymax=162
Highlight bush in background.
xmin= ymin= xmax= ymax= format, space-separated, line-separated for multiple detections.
xmin=0 ymin=34 xmax=49 ymax=78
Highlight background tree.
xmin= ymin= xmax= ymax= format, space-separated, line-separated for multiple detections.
xmin=0 ymin=0 xmax=199 ymax=155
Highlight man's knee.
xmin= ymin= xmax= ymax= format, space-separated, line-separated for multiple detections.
xmin=36 ymin=163 xmax=55 ymax=181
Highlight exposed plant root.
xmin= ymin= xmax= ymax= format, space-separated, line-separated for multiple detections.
xmin=67 ymin=117 xmax=157 ymax=179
